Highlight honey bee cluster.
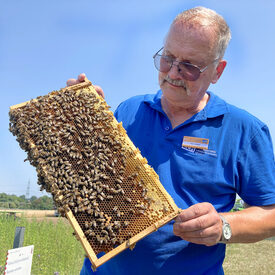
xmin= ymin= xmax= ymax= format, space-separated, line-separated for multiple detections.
xmin=9 ymin=86 xmax=175 ymax=255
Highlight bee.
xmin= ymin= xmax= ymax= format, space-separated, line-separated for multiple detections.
xmin=113 ymin=221 xmax=121 ymax=230
xmin=84 ymin=221 xmax=90 ymax=229
xmin=88 ymin=231 xmax=95 ymax=237
xmin=144 ymin=197 xmax=152 ymax=204
xmin=103 ymin=238 xmax=108 ymax=245
xmin=137 ymin=181 xmax=143 ymax=188
xmin=119 ymin=168 xmax=125 ymax=175
xmin=87 ymin=208 xmax=93 ymax=215
xmin=137 ymin=209 xmax=145 ymax=215
xmin=122 ymin=159 xmax=127 ymax=167
xmin=111 ymin=238 xmax=117 ymax=245
xmin=136 ymin=204 xmax=147 ymax=210
xmin=96 ymin=235 xmax=104 ymax=245
xmin=119 ymin=189 xmax=125 ymax=195
xmin=83 ymin=200 xmax=90 ymax=206
xmin=116 ymin=211 xmax=121 ymax=218
xmin=126 ymin=240 xmax=131 ymax=248
xmin=115 ymin=179 xmax=122 ymax=184
xmin=68 ymin=202 xmax=75 ymax=207
xmin=101 ymin=230 xmax=108 ymax=236
xmin=91 ymin=220 xmax=97 ymax=228
xmin=124 ymin=197 xmax=132 ymax=203
xmin=92 ymin=200 xmax=98 ymax=207
xmin=141 ymin=188 xmax=148 ymax=198
xmin=105 ymin=164 xmax=113 ymax=172
xmin=118 ymin=238 xmax=124 ymax=245
xmin=99 ymin=211 xmax=104 ymax=218
xmin=131 ymin=180 xmax=137 ymax=187
xmin=116 ymin=184 xmax=121 ymax=189
xmin=162 ymin=206 xmax=169 ymax=213
xmin=96 ymin=186 xmax=103 ymax=193
xmin=89 ymin=195 xmax=96 ymax=200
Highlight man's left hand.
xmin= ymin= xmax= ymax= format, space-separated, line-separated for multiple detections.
xmin=173 ymin=202 xmax=222 ymax=246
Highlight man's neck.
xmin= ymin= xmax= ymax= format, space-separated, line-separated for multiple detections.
xmin=161 ymin=93 xmax=209 ymax=128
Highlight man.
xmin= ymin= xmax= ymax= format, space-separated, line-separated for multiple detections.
xmin=68 ymin=6 xmax=275 ymax=275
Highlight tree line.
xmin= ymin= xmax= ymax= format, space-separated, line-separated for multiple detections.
xmin=0 ymin=193 xmax=54 ymax=210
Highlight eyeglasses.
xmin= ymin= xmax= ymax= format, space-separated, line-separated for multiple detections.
xmin=153 ymin=47 xmax=219 ymax=81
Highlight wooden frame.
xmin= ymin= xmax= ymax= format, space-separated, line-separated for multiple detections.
xmin=9 ymin=81 xmax=180 ymax=270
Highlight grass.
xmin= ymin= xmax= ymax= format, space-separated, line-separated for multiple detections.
xmin=1 ymin=214 xmax=274 ymax=274
xmin=223 ymin=240 xmax=275 ymax=274
xmin=0 ymin=215 xmax=84 ymax=275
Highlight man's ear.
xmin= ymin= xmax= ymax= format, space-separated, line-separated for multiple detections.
xmin=211 ymin=60 xmax=227 ymax=84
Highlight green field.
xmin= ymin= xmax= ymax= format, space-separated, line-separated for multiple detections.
xmin=0 ymin=215 xmax=84 ymax=275
xmin=223 ymin=240 xmax=275 ymax=274
xmin=1 ymin=215 xmax=274 ymax=275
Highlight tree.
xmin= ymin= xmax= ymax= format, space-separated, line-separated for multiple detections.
xmin=0 ymin=193 xmax=54 ymax=210
xmin=30 ymin=195 xmax=37 ymax=202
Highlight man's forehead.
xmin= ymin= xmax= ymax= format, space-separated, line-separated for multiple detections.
xmin=169 ymin=21 xmax=216 ymax=43
xmin=164 ymin=22 xmax=217 ymax=61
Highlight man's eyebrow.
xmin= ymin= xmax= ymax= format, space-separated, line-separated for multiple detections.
xmin=163 ymin=49 xmax=174 ymax=56
xmin=163 ymin=49 xmax=191 ymax=62
xmin=163 ymin=49 xmax=202 ymax=66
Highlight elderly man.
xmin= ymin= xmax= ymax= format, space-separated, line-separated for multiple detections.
xmin=70 ymin=6 xmax=275 ymax=275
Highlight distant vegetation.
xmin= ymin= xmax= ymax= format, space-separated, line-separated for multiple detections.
xmin=0 ymin=192 xmax=245 ymax=211
xmin=0 ymin=193 xmax=54 ymax=210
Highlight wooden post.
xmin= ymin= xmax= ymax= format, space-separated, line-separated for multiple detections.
xmin=13 ymin=227 xmax=25 ymax=248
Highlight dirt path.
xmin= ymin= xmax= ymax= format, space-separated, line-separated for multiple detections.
xmin=0 ymin=209 xmax=56 ymax=217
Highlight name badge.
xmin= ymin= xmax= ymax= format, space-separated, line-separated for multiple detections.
xmin=182 ymin=136 xmax=209 ymax=150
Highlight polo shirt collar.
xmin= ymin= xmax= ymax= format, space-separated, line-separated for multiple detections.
xmin=144 ymin=90 xmax=229 ymax=122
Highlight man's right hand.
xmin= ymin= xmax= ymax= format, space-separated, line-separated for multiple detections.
xmin=66 ymin=73 xmax=105 ymax=98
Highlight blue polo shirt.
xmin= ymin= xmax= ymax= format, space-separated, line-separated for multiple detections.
xmin=81 ymin=90 xmax=275 ymax=275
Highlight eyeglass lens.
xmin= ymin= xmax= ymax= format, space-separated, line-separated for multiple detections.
xmin=154 ymin=54 xmax=200 ymax=81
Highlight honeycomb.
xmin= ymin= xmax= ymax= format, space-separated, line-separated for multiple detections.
xmin=9 ymin=81 xmax=180 ymax=269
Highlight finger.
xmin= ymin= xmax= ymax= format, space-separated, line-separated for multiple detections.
xmin=78 ymin=73 xmax=86 ymax=82
xmin=174 ymin=223 xmax=221 ymax=246
xmin=175 ymin=212 xmax=221 ymax=233
xmin=66 ymin=78 xmax=79 ymax=87
xmin=93 ymin=85 xmax=105 ymax=98
xmin=174 ymin=215 xmax=214 ymax=233
xmin=179 ymin=236 xmax=219 ymax=246
xmin=175 ymin=203 xmax=213 ymax=223
xmin=174 ymin=223 xmax=220 ymax=239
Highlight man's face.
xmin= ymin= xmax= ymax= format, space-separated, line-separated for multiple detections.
xmin=159 ymin=22 xmax=224 ymax=108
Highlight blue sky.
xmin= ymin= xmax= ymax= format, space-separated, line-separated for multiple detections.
xmin=1 ymin=1 xmax=274 ymax=197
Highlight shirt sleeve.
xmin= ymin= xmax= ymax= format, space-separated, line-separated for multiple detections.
xmin=236 ymin=124 xmax=275 ymax=206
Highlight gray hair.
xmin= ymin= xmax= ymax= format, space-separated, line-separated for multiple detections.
xmin=172 ymin=7 xmax=231 ymax=59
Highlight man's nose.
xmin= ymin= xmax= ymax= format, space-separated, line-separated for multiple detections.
xmin=168 ymin=62 xmax=182 ymax=78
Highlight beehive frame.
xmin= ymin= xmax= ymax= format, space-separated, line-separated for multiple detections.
xmin=9 ymin=81 xmax=180 ymax=270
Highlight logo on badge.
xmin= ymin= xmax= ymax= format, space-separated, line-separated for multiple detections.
xmin=182 ymin=136 xmax=217 ymax=157
xmin=182 ymin=136 xmax=209 ymax=150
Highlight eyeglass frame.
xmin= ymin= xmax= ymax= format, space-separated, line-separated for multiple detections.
xmin=153 ymin=47 xmax=220 ymax=81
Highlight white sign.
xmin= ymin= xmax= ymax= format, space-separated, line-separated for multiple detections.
xmin=4 ymin=245 xmax=34 ymax=275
